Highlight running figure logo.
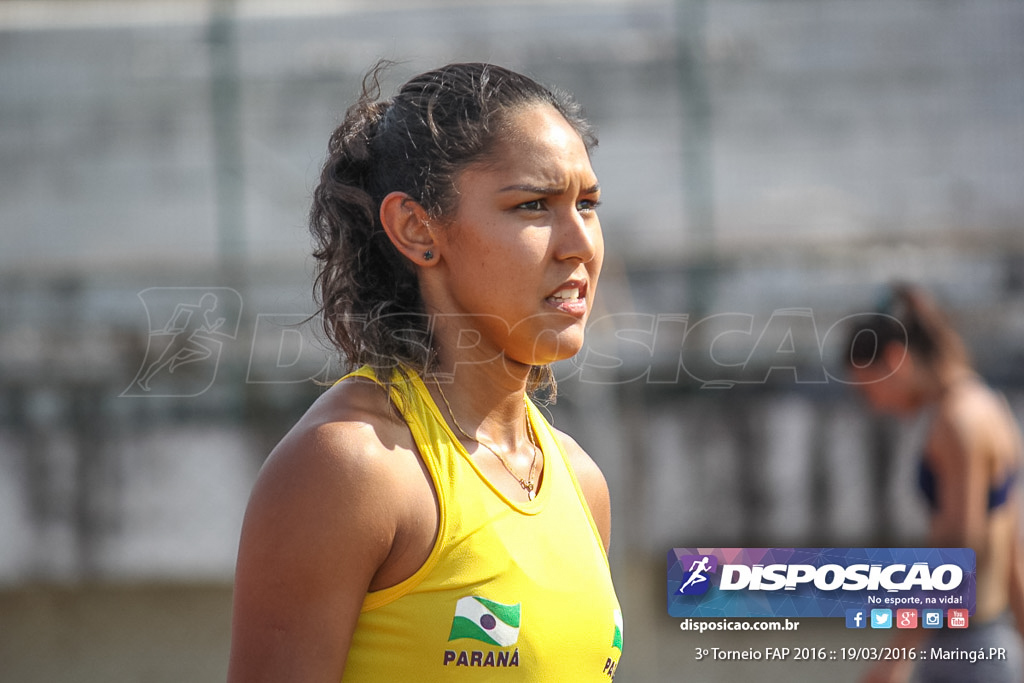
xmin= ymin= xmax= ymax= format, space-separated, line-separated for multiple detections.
xmin=122 ymin=287 xmax=242 ymax=397
xmin=677 ymin=554 xmax=718 ymax=595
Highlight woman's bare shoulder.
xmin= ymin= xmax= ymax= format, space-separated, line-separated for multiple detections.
xmin=933 ymin=379 xmax=1020 ymax=466
xmin=235 ymin=376 xmax=428 ymax=599
xmin=552 ymin=429 xmax=605 ymax=483
xmin=256 ymin=376 xmax=414 ymax=502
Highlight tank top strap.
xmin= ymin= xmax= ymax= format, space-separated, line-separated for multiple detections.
xmin=337 ymin=364 xmax=453 ymax=481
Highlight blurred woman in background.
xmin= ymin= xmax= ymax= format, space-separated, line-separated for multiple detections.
xmin=847 ymin=283 xmax=1024 ymax=683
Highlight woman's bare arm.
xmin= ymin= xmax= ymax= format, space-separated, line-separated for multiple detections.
xmin=927 ymin=404 xmax=990 ymax=549
xmin=227 ymin=385 xmax=410 ymax=682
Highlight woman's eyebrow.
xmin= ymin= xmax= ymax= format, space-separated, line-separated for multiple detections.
xmin=499 ymin=182 xmax=601 ymax=194
xmin=499 ymin=183 xmax=560 ymax=194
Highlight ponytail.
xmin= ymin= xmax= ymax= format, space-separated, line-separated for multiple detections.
xmin=309 ymin=63 xmax=431 ymax=378
xmin=847 ymin=282 xmax=970 ymax=370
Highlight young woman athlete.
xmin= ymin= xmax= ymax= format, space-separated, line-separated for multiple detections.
xmin=227 ymin=62 xmax=622 ymax=682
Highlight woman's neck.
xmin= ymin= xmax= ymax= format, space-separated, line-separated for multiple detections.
xmin=920 ymin=361 xmax=976 ymax=406
xmin=424 ymin=357 xmax=533 ymax=451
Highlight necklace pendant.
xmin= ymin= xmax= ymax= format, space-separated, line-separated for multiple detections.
xmin=526 ymin=488 xmax=535 ymax=501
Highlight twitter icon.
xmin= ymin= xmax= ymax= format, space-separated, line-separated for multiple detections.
xmin=870 ymin=609 xmax=893 ymax=629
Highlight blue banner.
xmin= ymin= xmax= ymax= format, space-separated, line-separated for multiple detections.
xmin=668 ymin=547 xmax=975 ymax=619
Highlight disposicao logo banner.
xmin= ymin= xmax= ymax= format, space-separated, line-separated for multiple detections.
xmin=667 ymin=548 xmax=975 ymax=618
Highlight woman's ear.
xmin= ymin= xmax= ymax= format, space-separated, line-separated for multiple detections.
xmin=380 ymin=191 xmax=439 ymax=267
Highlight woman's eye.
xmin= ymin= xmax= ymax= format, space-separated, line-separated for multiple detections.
xmin=518 ymin=200 xmax=545 ymax=211
xmin=577 ymin=199 xmax=601 ymax=213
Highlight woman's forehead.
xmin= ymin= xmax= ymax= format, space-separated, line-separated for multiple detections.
xmin=467 ymin=106 xmax=596 ymax=186
xmin=499 ymin=104 xmax=585 ymax=151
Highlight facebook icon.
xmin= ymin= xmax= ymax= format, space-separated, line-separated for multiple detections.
xmin=846 ymin=609 xmax=867 ymax=629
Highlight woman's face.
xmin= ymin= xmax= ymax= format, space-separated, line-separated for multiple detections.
xmin=427 ymin=103 xmax=603 ymax=372
xmin=849 ymin=342 xmax=920 ymax=415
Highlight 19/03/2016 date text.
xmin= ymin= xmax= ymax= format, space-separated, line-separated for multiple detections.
xmin=843 ymin=646 xmax=1009 ymax=662
xmin=695 ymin=647 xmax=1010 ymax=662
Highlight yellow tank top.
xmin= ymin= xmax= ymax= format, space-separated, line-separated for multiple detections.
xmin=340 ymin=367 xmax=623 ymax=681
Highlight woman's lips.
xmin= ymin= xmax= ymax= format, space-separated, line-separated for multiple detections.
xmin=546 ymin=284 xmax=588 ymax=316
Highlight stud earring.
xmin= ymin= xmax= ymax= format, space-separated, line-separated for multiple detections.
xmin=423 ymin=250 xmax=434 ymax=261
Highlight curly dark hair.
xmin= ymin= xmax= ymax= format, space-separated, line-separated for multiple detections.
xmin=309 ymin=62 xmax=597 ymax=392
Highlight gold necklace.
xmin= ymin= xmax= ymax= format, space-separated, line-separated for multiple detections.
xmin=434 ymin=380 xmax=540 ymax=500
